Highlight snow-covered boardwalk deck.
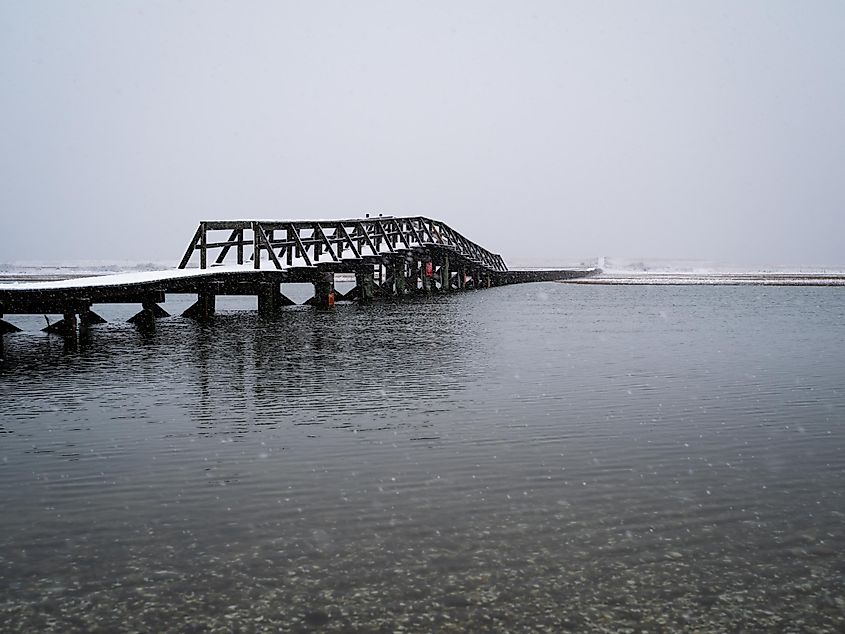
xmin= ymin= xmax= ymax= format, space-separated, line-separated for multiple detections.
xmin=0 ymin=216 xmax=597 ymax=353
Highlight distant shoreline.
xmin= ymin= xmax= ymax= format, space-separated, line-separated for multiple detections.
xmin=3 ymin=267 xmax=845 ymax=287
xmin=561 ymin=272 xmax=845 ymax=286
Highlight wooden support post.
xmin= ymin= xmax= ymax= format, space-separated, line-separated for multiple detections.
xmin=0 ymin=319 xmax=21 ymax=335
xmin=199 ymin=292 xmax=215 ymax=319
xmin=422 ymin=257 xmax=432 ymax=294
xmin=258 ymin=282 xmax=283 ymax=316
xmin=182 ymin=292 xmax=215 ymax=320
xmin=0 ymin=308 xmax=22 ymax=358
xmin=381 ymin=265 xmax=394 ymax=295
xmin=252 ymin=222 xmax=262 ymax=269
xmin=42 ymin=312 xmax=80 ymax=337
xmin=394 ymin=258 xmax=406 ymax=296
xmin=139 ymin=301 xmax=156 ymax=332
xmin=64 ymin=312 xmax=78 ymax=338
xmin=128 ymin=299 xmax=169 ymax=329
xmin=355 ymin=268 xmax=375 ymax=303
xmin=410 ymin=257 xmax=421 ymax=293
xmin=312 ymin=271 xmax=335 ymax=309
xmin=406 ymin=257 xmax=414 ymax=293
xmin=80 ymin=308 xmax=107 ymax=327
xmin=237 ymin=228 xmax=244 ymax=264
xmin=200 ymin=222 xmax=208 ymax=269
xmin=287 ymin=227 xmax=295 ymax=265
xmin=313 ymin=227 xmax=322 ymax=262
xmin=441 ymin=255 xmax=450 ymax=292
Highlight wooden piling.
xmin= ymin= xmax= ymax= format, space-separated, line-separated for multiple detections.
xmin=80 ymin=308 xmax=107 ymax=327
xmin=0 ymin=319 xmax=21 ymax=335
xmin=0 ymin=305 xmax=21 ymax=358
xmin=394 ymin=258 xmax=406 ymax=296
xmin=182 ymin=292 xmax=215 ymax=320
xmin=199 ymin=292 xmax=215 ymax=319
xmin=355 ymin=268 xmax=375 ymax=303
xmin=258 ymin=282 xmax=282 ymax=316
xmin=313 ymin=271 xmax=335 ymax=309
xmin=63 ymin=312 xmax=78 ymax=339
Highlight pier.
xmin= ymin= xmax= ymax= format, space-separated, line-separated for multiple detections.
xmin=0 ymin=216 xmax=597 ymax=357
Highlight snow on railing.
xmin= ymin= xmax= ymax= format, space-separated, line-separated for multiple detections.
xmin=178 ymin=217 xmax=508 ymax=273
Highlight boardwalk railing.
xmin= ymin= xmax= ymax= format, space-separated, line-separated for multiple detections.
xmin=178 ymin=216 xmax=508 ymax=273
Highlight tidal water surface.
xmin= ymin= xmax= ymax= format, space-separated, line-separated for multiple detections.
xmin=1 ymin=284 xmax=844 ymax=632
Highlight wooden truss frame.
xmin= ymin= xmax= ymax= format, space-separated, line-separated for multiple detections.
xmin=178 ymin=216 xmax=508 ymax=273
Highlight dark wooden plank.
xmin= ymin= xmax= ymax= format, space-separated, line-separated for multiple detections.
xmin=203 ymin=220 xmax=252 ymax=230
xmin=200 ymin=221 xmax=208 ymax=269
xmin=374 ymin=220 xmax=395 ymax=253
xmin=337 ymin=223 xmax=361 ymax=258
xmin=355 ymin=221 xmax=380 ymax=256
xmin=214 ymin=229 xmax=241 ymax=265
xmin=290 ymin=226 xmax=313 ymax=266
xmin=404 ymin=218 xmax=424 ymax=245
xmin=393 ymin=218 xmax=414 ymax=248
xmin=314 ymin=224 xmax=339 ymax=262
xmin=251 ymin=222 xmax=262 ymax=269
xmin=256 ymin=226 xmax=284 ymax=269
xmin=178 ymin=225 xmax=202 ymax=269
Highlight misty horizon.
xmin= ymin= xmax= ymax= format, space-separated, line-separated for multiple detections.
xmin=2 ymin=2 xmax=843 ymax=267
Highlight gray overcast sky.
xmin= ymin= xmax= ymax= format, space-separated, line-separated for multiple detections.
xmin=1 ymin=1 xmax=843 ymax=266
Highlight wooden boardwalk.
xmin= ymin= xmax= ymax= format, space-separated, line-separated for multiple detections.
xmin=0 ymin=216 xmax=598 ymax=355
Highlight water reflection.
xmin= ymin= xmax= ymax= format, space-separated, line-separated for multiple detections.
xmin=1 ymin=286 xmax=844 ymax=631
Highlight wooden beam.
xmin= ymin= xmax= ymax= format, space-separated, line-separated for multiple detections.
xmin=252 ymin=222 xmax=261 ymax=269
xmin=355 ymin=221 xmax=379 ymax=256
xmin=0 ymin=318 xmax=21 ymax=334
xmin=286 ymin=226 xmax=295 ymax=265
xmin=428 ymin=220 xmax=445 ymax=245
xmin=199 ymin=222 xmax=208 ymax=269
xmin=256 ymin=225 xmax=284 ymax=269
xmin=315 ymin=224 xmax=339 ymax=262
xmin=178 ymin=225 xmax=202 ymax=269
xmin=290 ymin=226 xmax=313 ymax=266
xmin=337 ymin=223 xmax=361 ymax=258
xmin=391 ymin=218 xmax=412 ymax=249
xmin=214 ymin=229 xmax=241 ymax=265
xmin=374 ymin=220 xmax=395 ymax=253
xmin=406 ymin=217 xmax=426 ymax=244
xmin=203 ymin=220 xmax=252 ymax=231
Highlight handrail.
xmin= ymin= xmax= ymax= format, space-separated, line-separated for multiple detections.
xmin=178 ymin=216 xmax=508 ymax=273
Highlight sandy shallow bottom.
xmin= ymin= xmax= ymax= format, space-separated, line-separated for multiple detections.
xmin=2 ymin=284 xmax=844 ymax=632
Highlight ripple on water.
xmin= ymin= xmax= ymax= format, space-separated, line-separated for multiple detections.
xmin=1 ymin=285 xmax=844 ymax=631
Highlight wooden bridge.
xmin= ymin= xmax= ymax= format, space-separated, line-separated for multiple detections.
xmin=0 ymin=216 xmax=597 ymax=356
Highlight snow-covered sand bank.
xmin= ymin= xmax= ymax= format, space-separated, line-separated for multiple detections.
xmin=562 ymin=271 xmax=845 ymax=286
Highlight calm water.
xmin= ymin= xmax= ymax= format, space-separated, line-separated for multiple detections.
xmin=1 ymin=284 xmax=844 ymax=632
